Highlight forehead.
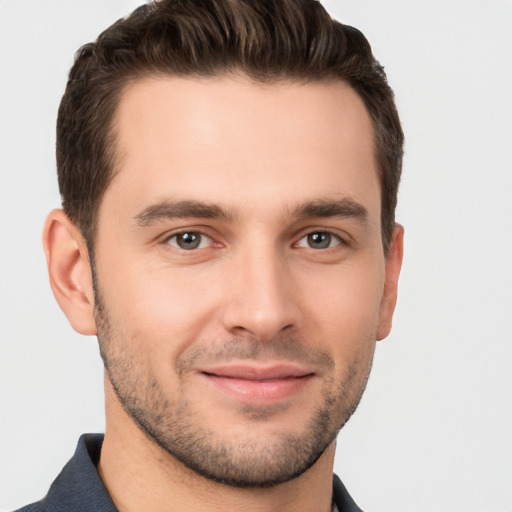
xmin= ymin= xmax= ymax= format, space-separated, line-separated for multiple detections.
xmin=105 ymin=75 xmax=379 ymax=220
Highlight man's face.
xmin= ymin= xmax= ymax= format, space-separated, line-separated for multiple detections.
xmin=92 ymin=76 xmax=398 ymax=486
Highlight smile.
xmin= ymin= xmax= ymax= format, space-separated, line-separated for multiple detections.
xmin=198 ymin=364 xmax=315 ymax=403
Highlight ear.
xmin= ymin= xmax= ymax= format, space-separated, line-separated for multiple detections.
xmin=377 ymin=224 xmax=404 ymax=341
xmin=43 ymin=209 xmax=97 ymax=335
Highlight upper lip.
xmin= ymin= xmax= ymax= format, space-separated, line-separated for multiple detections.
xmin=199 ymin=364 xmax=314 ymax=381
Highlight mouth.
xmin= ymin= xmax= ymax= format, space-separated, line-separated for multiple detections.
xmin=197 ymin=364 xmax=315 ymax=403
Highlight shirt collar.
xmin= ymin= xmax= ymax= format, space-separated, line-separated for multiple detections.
xmin=39 ymin=433 xmax=117 ymax=512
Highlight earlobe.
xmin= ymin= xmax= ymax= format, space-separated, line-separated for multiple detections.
xmin=43 ymin=209 xmax=97 ymax=335
xmin=377 ymin=224 xmax=404 ymax=341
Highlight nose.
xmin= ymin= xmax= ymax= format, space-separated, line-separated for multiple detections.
xmin=220 ymin=245 xmax=301 ymax=341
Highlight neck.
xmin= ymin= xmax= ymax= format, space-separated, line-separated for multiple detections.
xmin=98 ymin=380 xmax=336 ymax=512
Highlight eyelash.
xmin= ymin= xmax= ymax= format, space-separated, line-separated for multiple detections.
xmin=295 ymin=230 xmax=345 ymax=250
xmin=164 ymin=230 xmax=215 ymax=251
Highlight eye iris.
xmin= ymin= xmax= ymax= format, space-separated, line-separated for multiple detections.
xmin=308 ymin=232 xmax=331 ymax=249
xmin=177 ymin=232 xmax=201 ymax=249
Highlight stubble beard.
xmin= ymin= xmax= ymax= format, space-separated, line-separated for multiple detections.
xmin=94 ymin=292 xmax=375 ymax=488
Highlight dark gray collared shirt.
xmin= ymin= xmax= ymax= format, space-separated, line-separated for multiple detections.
xmin=15 ymin=434 xmax=363 ymax=512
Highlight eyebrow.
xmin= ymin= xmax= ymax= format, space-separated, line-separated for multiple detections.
xmin=292 ymin=198 xmax=368 ymax=222
xmin=134 ymin=197 xmax=368 ymax=227
xmin=134 ymin=200 xmax=234 ymax=226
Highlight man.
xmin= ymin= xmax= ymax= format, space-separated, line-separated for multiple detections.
xmin=17 ymin=0 xmax=404 ymax=510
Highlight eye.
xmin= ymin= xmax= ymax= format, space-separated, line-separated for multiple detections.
xmin=166 ymin=231 xmax=212 ymax=250
xmin=296 ymin=231 xmax=342 ymax=250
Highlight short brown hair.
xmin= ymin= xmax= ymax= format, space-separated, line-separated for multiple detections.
xmin=57 ymin=0 xmax=403 ymax=254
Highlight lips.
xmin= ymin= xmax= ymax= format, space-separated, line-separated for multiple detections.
xmin=198 ymin=364 xmax=314 ymax=402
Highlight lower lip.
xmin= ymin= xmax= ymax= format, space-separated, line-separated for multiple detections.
xmin=201 ymin=373 xmax=313 ymax=403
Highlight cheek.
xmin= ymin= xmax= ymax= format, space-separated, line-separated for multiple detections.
xmin=298 ymin=261 xmax=385 ymax=353
xmin=98 ymin=261 xmax=224 ymax=359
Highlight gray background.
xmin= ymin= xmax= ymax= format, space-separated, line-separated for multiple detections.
xmin=1 ymin=1 xmax=511 ymax=510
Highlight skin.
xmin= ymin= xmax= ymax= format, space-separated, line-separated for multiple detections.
xmin=44 ymin=76 xmax=403 ymax=512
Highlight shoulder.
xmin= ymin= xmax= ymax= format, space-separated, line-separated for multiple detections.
xmin=12 ymin=503 xmax=47 ymax=512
